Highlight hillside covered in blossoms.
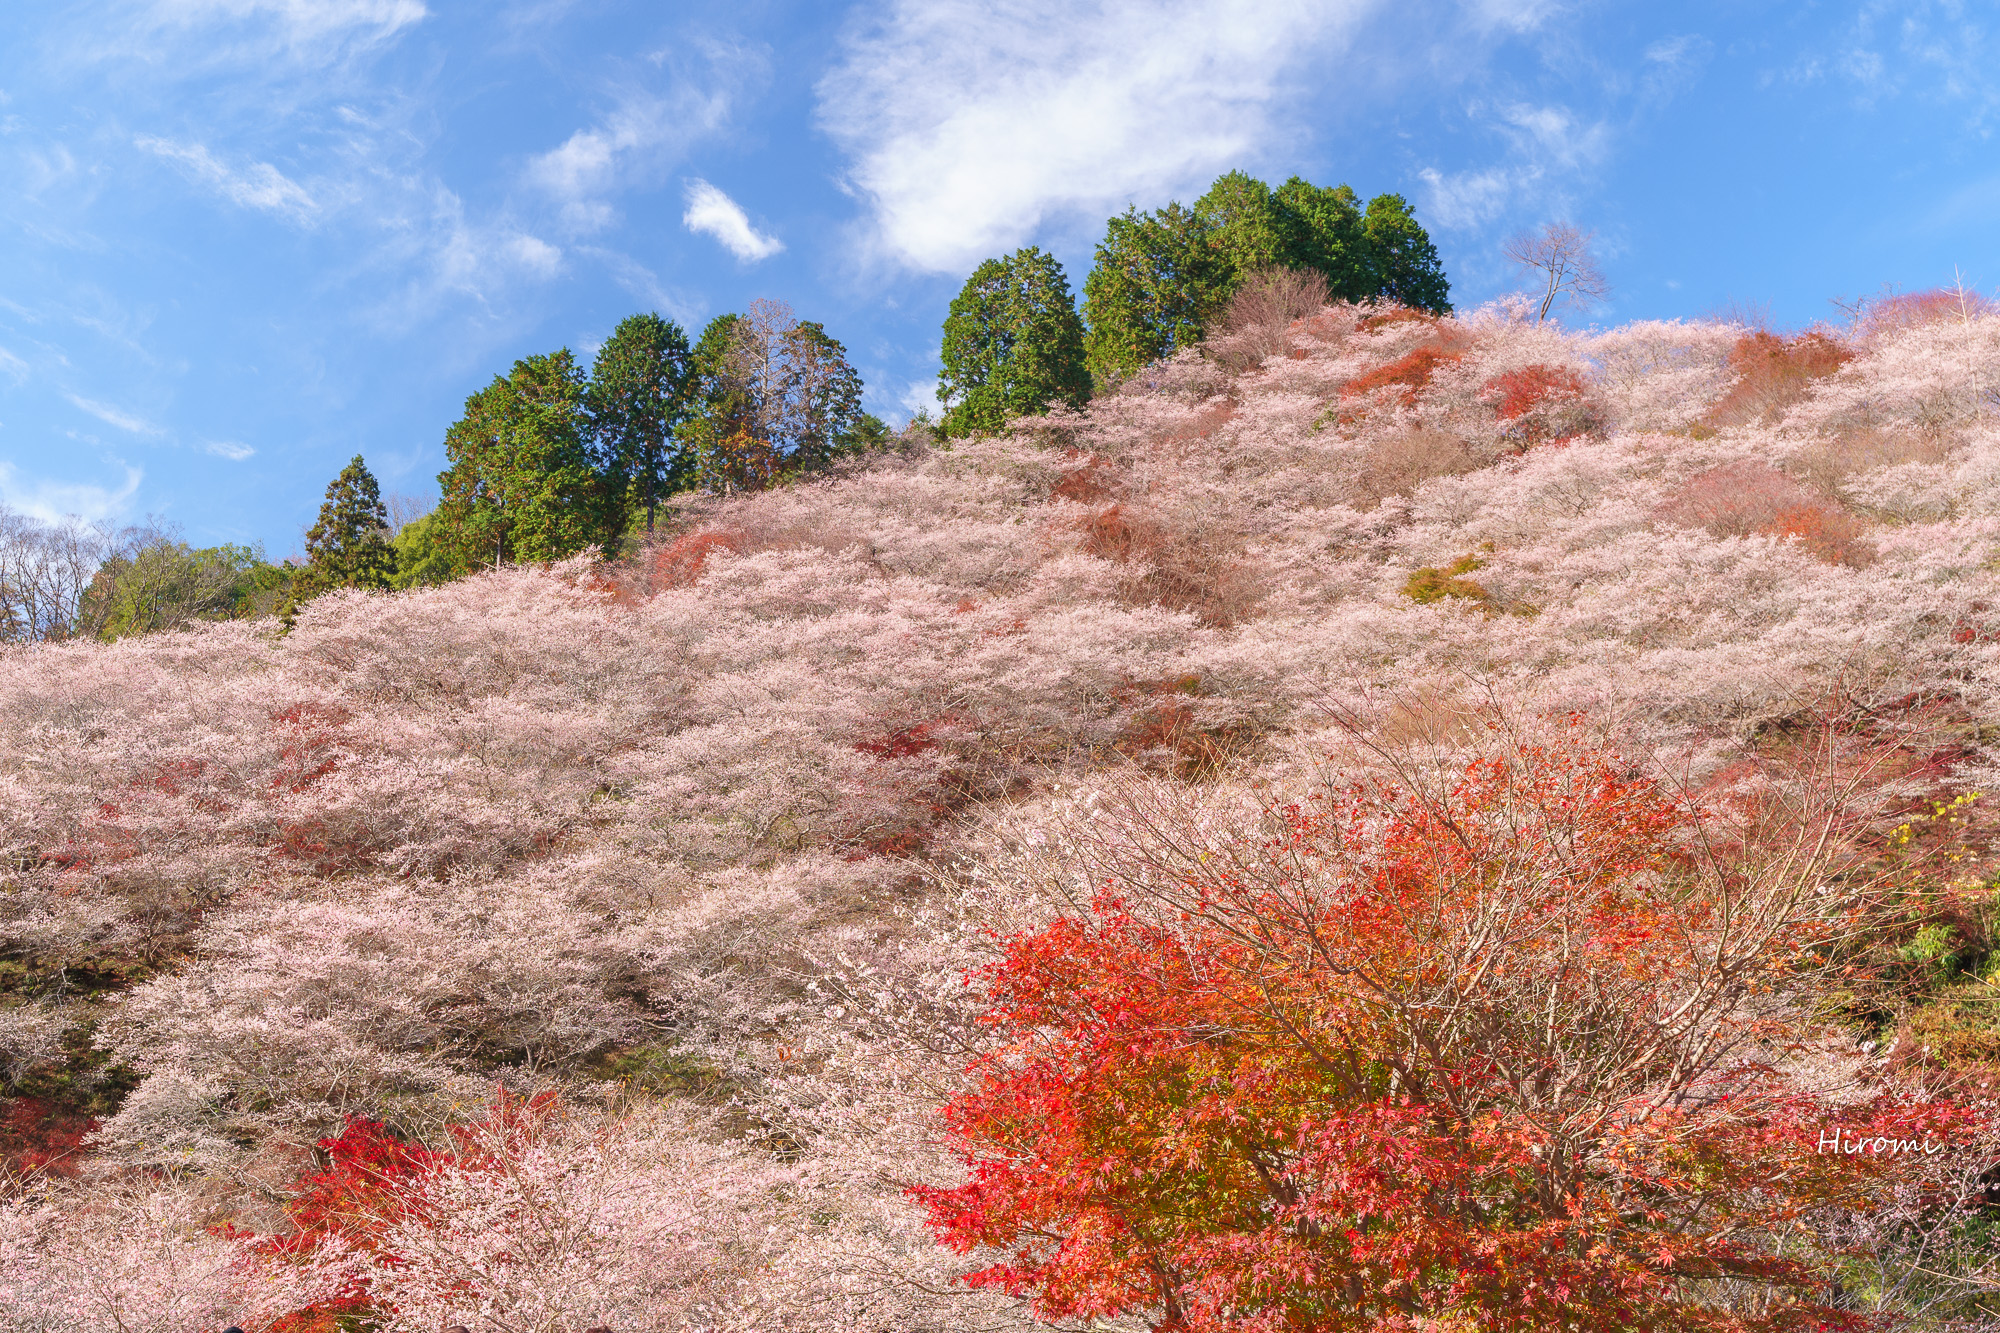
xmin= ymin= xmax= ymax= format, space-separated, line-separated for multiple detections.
xmin=7 ymin=288 xmax=2000 ymax=1330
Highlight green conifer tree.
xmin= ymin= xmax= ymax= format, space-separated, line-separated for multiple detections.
xmin=291 ymin=455 xmax=396 ymax=604
xmin=1271 ymin=177 xmax=1373 ymax=300
xmin=434 ymin=350 xmax=617 ymax=568
xmin=1363 ymin=193 xmax=1452 ymax=314
xmin=587 ymin=312 xmax=695 ymax=534
xmin=938 ymin=246 xmax=1090 ymax=438
xmin=1192 ymin=171 xmax=1289 ymax=277
xmin=1081 ymin=202 xmax=1230 ymax=384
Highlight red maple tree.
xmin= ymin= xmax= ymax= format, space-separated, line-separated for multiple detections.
xmin=917 ymin=732 xmax=1982 ymax=1331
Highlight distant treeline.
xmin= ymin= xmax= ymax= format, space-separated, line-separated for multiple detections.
xmin=4 ymin=169 xmax=1447 ymax=640
xmin=2 ymin=297 xmax=889 ymax=641
xmin=0 ymin=512 xmax=292 ymax=643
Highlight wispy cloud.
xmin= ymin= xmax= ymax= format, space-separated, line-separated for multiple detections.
xmin=358 ymin=183 xmax=566 ymax=329
xmin=526 ymin=56 xmax=746 ymax=234
xmin=576 ymin=246 xmax=702 ymax=325
xmin=0 ymin=346 xmax=27 ymax=386
xmin=204 ymin=439 xmax=255 ymax=460
xmin=1418 ymin=101 xmax=1611 ymax=231
xmin=1417 ymin=165 xmax=1516 ymax=231
xmin=681 ymin=179 xmax=782 ymax=262
xmin=816 ymin=0 xmax=1379 ymax=274
xmin=433 ymin=221 xmax=563 ymax=292
xmin=65 ymin=393 xmax=166 ymax=437
xmin=0 ymin=459 xmax=144 ymax=524
xmin=137 ymin=136 xmax=318 ymax=222
xmin=138 ymin=0 xmax=427 ymax=50
xmin=1461 ymin=0 xmax=1561 ymax=32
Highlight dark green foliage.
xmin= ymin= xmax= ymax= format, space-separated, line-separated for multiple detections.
xmin=291 ymin=455 xmax=396 ymax=606
xmin=1194 ymin=173 xmax=1380 ymax=300
xmin=79 ymin=536 xmax=288 ymax=639
xmin=435 ymin=349 xmax=619 ymax=568
xmin=587 ymin=312 xmax=695 ymax=534
xmin=1193 ymin=170 xmax=1291 ymax=276
xmin=938 ymin=246 xmax=1090 ymax=438
xmin=1270 ymin=177 xmax=1374 ymax=300
xmin=1364 ymin=193 xmax=1452 ymax=315
xmin=1082 ymin=202 xmax=1232 ymax=384
xmin=839 ymin=412 xmax=892 ymax=453
xmin=675 ymin=314 xmax=755 ymax=492
xmin=1082 ymin=171 xmax=1453 ymax=381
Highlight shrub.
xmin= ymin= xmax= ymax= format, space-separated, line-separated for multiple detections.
xmin=1792 ymin=425 xmax=1947 ymax=496
xmin=1401 ymin=552 xmax=1491 ymax=606
xmin=1341 ymin=342 xmax=1463 ymax=404
xmin=916 ymin=733 xmax=1985 ymax=1332
xmin=1208 ymin=267 xmax=1331 ymax=372
xmin=1658 ymin=461 xmax=1873 ymax=566
xmin=1048 ymin=454 xmax=1119 ymax=503
xmin=258 ymin=1092 xmax=790 ymax=1331
xmin=1067 ymin=503 xmax=1258 ymax=628
xmin=1480 ymin=363 xmax=1599 ymax=444
xmin=1706 ymin=330 xmax=1853 ymax=427
xmin=1851 ymin=286 xmax=1999 ymax=341
xmin=645 ymin=527 xmax=748 ymax=589
xmin=1351 ymin=429 xmax=1490 ymax=503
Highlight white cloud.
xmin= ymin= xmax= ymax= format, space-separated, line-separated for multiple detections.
xmin=421 ymin=189 xmax=564 ymax=298
xmin=0 ymin=346 xmax=27 ymax=385
xmin=430 ymin=222 xmax=563 ymax=293
xmin=1643 ymin=34 xmax=1700 ymax=68
xmin=526 ymin=76 xmax=736 ymax=234
xmin=816 ymin=0 xmax=1378 ymax=274
xmin=1493 ymin=102 xmax=1610 ymax=173
xmin=682 ymin=179 xmax=783 ymax=262
xmin=204 ymin=439 xmax=255 ymax=460
xmin=898 ymin=378 xmax=941 ymax=423
xmin=65 ymin=393 xmax=165 ymax=436
xmin=137 ymin=136 xmax=318 ymax=222
xmin=0 ymin=460 xmax=143 ymax=524
xmin=349 ymin=179 xmax=572 ymax=332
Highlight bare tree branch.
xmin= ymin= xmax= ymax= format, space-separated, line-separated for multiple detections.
xmin=1502 ymin=222 xmax=1610 ymax=324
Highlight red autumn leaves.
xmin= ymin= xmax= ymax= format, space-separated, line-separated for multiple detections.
xmin=917 ymin=733 xmax=1982 ymax=1332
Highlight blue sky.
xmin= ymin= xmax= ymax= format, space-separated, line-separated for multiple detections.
xmin=2 ymin=0 xmax=1995 ymax=557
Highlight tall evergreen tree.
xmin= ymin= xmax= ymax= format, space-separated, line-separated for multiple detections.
xmin=1271 ymin=177 xmax=1374 ymax=300
xmin=292 ymin=455 xmax=396 ymax=603
xmin=1363 ymin=193 xmax=1452 ymax=314
xmin=1081 ymin=202 xmax=1231 ymax=384
xmin=1192 ymin=171 xmax=1289 ymax=277
xmin=587 ymin=312 xmax=694 ymax=535
xmin=938 ymin=247 xmax=1090 ymax=438
xmin=434 ymin=350 xmax=617 ymax=568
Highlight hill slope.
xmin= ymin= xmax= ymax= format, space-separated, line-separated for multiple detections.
xmin=5 ymin=298 xmax=2000 ymax=1329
